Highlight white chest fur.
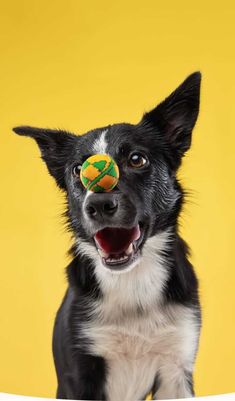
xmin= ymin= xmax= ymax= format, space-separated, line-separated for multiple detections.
xmin=83 ymin=304 xmax=199 ymax=400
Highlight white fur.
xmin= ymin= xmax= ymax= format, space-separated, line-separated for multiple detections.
xmin=92 ymin=129 xmax=108 ymax=154
xmin=76 ymin=231 xmax=200 ymax=400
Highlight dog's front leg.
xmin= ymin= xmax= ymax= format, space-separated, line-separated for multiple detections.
xmin=152 ymin=366 xmax=194 ymax=400
xmin=55 ymin=353 xmax=107 ymax=400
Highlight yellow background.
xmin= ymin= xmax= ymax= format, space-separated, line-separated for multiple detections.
xmin=0 ymin=0 xmax=234 ymax=397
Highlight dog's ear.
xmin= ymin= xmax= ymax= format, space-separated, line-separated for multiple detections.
xmin=13 ymin=126 xmax=77 ymax=190
xmin=140 ymin=72 xmax=201 ymax=164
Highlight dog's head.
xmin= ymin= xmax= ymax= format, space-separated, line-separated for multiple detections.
xmin=14 ymin=72 xmax=201 ymax=273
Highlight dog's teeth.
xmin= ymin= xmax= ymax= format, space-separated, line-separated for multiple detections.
xmin=98 ymin=249 xmax=109 ymax=258
xmin=125 ymin=243 xmax=133 ymax=255
xmin=106 ymin=254 xmax=129 ymax=264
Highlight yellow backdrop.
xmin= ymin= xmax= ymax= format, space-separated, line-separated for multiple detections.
xmin=0 ymin=0 xmax=234 ymax=398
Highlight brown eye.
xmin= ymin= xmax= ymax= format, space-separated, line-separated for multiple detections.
xmin=72 ymin=164 xmax=82 ymax=177
xmin=128 ymin=153 xmax=148 ymax=168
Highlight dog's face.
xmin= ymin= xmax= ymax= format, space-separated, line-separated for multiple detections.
xmin=14 ymin=72 xmax=201 ymax=273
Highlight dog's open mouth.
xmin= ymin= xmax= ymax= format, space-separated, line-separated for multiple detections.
xmin=94 ymin=224 xmax=142 ymax=270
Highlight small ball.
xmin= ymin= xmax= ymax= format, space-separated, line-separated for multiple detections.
xmin=80 ymin=154 xmax=119 ymax=192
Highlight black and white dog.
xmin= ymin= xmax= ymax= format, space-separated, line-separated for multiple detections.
xmin=14 ymin=72 xmax=201 ymax=400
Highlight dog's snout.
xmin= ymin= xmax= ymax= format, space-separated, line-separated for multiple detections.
xmin=85 ymin=193 xmax=118 ymax=220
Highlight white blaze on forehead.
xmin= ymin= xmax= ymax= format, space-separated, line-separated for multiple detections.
xmin=92 ymin=129 xmax=108 ymax=154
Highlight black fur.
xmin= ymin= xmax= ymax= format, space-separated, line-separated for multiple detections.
xmin=14 ymin=72 xmax=201 ymax=400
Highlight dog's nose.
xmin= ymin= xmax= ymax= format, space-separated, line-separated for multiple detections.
xmin=85 ymin=193 xmax=118 ymax=220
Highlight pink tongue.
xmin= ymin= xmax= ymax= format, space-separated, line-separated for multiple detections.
xmin=95 ymin=225 xmax=140 ymax=254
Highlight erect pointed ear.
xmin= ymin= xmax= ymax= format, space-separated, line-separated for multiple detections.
xmin=13 ymin=126 xmax=77 ymax=190
xmin=140 ymin=72 xmax=201 ymax=163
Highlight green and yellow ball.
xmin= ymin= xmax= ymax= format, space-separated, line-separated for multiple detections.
xmin=80 ymin=154 xmax=119 ymax=192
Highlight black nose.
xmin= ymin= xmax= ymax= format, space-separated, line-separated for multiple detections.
xmin=85 ymin=193 xmax=118 ymax=220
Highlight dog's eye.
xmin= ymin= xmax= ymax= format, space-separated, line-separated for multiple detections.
xmin=128 ymin=153 xmax=148 ymax=169
xmin=72 ymin=164 xmax=82 ymax=177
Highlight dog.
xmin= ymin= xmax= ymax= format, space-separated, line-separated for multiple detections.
xmin=14 ymin=71 xmax=201 ymax=400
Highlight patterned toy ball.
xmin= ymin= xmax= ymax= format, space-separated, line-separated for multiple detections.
xmin=80 ymin=154 xmax=119 ymax=192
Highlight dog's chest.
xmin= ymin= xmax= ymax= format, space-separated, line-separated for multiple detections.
xmin=84 ymin=302 xmax=194 ymax=401
xmin=101 ymin=324 xmax=160 ymax=401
